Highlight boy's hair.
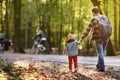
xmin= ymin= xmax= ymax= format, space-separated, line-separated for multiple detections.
xmin=68 ymin=33 xmax=75 ymax=39
xmin=92 ymin=6 xmax=100 ymax=14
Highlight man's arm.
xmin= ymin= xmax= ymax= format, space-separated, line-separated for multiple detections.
xmin=80 ymin=19 xmax=94 ymax=41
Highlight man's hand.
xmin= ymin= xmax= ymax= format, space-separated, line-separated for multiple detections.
xmin=79 ymin=39 xmax=82 ymax=44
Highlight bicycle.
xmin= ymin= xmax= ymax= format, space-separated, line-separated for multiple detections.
xmin=30 ymin=39 xmax=46 ymax=54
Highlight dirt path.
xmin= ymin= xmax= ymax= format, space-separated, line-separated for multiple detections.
xmin=0 ymin=53 xmax=120 ymax=66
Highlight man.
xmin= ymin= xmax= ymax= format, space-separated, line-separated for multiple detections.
xmin=80 ymin=6 xmax=110 ymax=72
xmin=0 ymin=31 xmax=4 ymax=51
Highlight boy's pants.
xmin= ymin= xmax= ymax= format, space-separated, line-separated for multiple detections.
xmin=68 ymin=55 xmax=78 ymax=71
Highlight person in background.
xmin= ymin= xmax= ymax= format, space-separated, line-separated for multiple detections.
xmin=34 ymin=28 xmax=50 ymax=54
xmin=0 ymin=31 xmax=4 ymax=47
xmin=66 ymin=33 xmax=81 ymax=73
xmin=4 ymin=39 xmax=13 ymax=51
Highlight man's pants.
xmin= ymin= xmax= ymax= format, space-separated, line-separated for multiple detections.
xmin=95 ymin=39 xmax=109 ymax=70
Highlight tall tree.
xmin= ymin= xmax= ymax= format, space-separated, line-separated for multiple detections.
xmin=119 ymin=0 xmax=120 ymax=50
xmin=46 ymin=0 xmax=52 ymax=53
xmin=0 ymin=0 xmax=3 ymax=32
xmin=114 ymin=0 xmax=117 ymax=50
xmin=13 ymin=0 xmax=24 ymax=52
xmin=58 ymin=0 xmax=63 ymax=54
xmin=104 ymin=0 xmax=108 ymax=16
xmin=5 ymin=0 xmax=9 ymax=39
xmin=91 ymin=0 xmax=115 ymax=56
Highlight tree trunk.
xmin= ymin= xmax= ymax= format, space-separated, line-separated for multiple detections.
xmin=114 ymin=0 xmax=117 ymax=50
xmin=58 ymin=0 xmax=63 ymax=54
xmin=44 ymin=15 xmax=51 ymax=54
xmin=13 ymin=0 xmax=24 ymax=53
xmin=91 ymin=0 xmax=115 ymax=56
xmin=5 ymin=0 xmax=9 ymax=39
xmin=0 ymin=0 xmax=3 ymax=32
xmin=106 ymin=39 xmax=115 ymax=56
xmin=104 ymin=0 xmax=108 ymax=16
xmin=118 ymin=1 xmax=120 ymax=50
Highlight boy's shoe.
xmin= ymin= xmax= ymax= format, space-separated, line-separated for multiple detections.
xmin=74 ymin=68 xmax=78 ymax=73
xmin=69 ymin=70 xmax=72 ymax=73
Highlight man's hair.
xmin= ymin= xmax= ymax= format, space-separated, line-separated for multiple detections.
xmin=39 ymin=27 xmax=45 ymax=33
xmin=92 ymin=6 xmax=100 ymax=14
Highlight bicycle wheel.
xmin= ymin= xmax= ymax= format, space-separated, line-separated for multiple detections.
xmin=30 ymin=44 xmax=38 ymax=54
xmin=0 ymin=49 xmax=4 ymax=54
xmin=0 ymin=44 xmax=4 ymax=54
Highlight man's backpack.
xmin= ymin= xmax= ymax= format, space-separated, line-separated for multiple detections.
xmin=92 ymin=15 xmax=112 ymax=40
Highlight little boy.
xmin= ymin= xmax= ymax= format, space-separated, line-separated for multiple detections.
xmin=66 ymin=33 xmax=81 ymax=72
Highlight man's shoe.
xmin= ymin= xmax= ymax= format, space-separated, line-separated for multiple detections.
xmin=96 ymin=68 xmax=99 ymax=70
xmin=97 ymin=69 xmax=105 ymax=72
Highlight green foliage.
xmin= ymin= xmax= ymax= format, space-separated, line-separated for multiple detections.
xmin=1 ymin=0 xmax=120 ymax=53
xmin=20 ymin=0 xmax=94 ymax=51
xmin=1 ymin=0 xmax=93 ymax=50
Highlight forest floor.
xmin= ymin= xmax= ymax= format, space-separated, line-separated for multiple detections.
xmin=0 ymin=52 xmax=120 ymax=80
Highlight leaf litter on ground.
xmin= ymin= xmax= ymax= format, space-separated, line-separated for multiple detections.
xmin=0 ymin=60 xmax=120 ymax=80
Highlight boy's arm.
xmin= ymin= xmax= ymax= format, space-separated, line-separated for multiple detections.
xmin=75 ymin=40 xmax=82 ymax=45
